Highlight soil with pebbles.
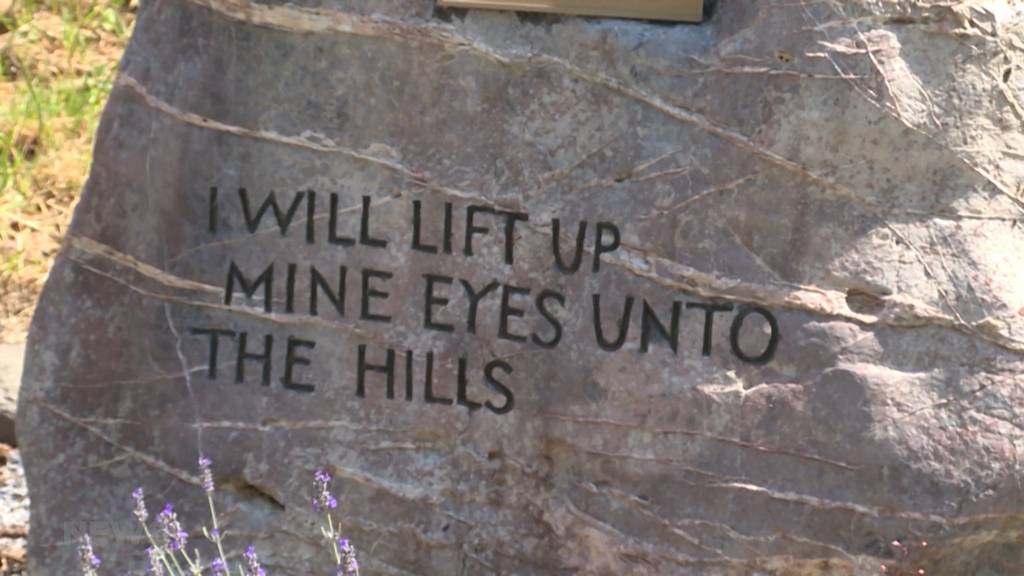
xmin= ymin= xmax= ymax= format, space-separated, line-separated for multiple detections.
xmin=0 ymin=445 xmax=28 ymax=575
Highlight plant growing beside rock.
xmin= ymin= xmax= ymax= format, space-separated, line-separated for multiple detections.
xmin=76 ymin=458 xmax=359 ymax=575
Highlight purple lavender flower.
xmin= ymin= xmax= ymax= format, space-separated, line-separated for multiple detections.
xmin=146 ymin=546 xmax=165 ymax=575
xmin=312 ymin=469 xmax=338 ymax=512
xmin=338 ymin=538 xmax=359 ymax=576
xmin=77 ymin=534 xmax=101 ymax=576
xmin=156 ymin=503 xmax=188 ymax=551
xmin=199 ymin=455 xmax=215 ymax=494
xmin=243 ymin=545 xmax=266 ymax=576
xmin=211 ymin=558 xmax=229 ymax=575
xmin=132 ymin=487 xmax=148 ymax=523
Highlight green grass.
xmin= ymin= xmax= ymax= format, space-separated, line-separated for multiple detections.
xmin=0 ymin=0 xmax=134 ymax=341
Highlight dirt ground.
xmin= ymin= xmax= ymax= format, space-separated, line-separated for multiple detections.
xmin=0 ymin=445 xmax=28 ymax=575
xmin=1 ymin=0 xmax=134 ymax=343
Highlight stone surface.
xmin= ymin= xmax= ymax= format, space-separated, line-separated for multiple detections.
xmin=0 ymin=344 xmax=22 ymax=446
xmin=17 ymin=0 xmax=1024 ymax=574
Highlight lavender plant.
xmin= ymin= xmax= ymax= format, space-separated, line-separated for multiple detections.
xmin=77 ymin=534 xmax=101 ymax=576
xmin=77 ymin=458 xmax=360 ymax=575
xmin=312 ymin=469 xmax=359 ymax=576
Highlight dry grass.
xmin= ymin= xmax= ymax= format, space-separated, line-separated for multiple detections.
xmin=0 ymin=0 xmax=133 ymax=343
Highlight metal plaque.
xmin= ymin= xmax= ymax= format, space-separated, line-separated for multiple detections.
xmin=437 ymin=0 xmax=704 ymax=23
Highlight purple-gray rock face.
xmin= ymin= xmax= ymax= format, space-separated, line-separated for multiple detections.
xmin=17 ymin=0 xmax=1024 ymax=574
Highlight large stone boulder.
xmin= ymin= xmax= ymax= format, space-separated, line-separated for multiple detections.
xmin=18 ymin=0 xmax=1024 ymax=574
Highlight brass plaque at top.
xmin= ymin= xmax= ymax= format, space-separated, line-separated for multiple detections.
xmin=438 ymin=0 xmax=703 ymax=23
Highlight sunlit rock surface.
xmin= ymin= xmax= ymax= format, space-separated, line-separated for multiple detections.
xmin=18 ymin=0 xmax=1024 ymax=574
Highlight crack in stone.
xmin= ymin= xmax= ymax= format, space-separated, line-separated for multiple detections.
xmin=65 ymin=233 xmax=388 ymax=345
xmin=181 ymin=0 xmax=859 ymax=201
xmin=31 ymin=399 xmax=202 ymax=487
xmin=636 ymin=174 xmax=753 ymax=222
xmin=573 ymin=480 xmax=728 ymax=558
xmin=190 ymin=419 xmax=407 ymax=433
xmin=561 ymin=500 xmax=703 ymax=565
xmin=543 ymin=411 xmax=862 ymax=472
xmin=322 ymin=463 xmax=440 ymax=506
xmin=804 ymin=3 xmax=1024 ymax=215
xmin=71 ymin=235 xmax=221 ymax=294
xmin=575 ymin=480 xmax=881 ymax=564
xmin=604 ymin=240 xmax=1024 ymax=355
xmin=164 ymin=303 xmax=206 ymax=455
xmin=180 ymin=0 xmax=1024 ymax=228
xmin=713 ymin=480 xmax=1004 ymax=526
xmin=117 ymin=74 xmax=501 ymax=209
